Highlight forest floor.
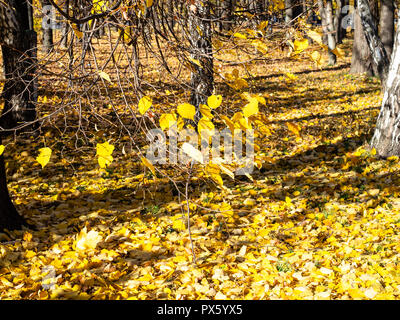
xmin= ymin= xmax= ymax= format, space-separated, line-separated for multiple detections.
xmin=2 ymin=31 xmax=400 ymax=300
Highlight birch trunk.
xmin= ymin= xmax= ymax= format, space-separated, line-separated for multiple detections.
xmin=188 ymin=1 xmax=214 ymax=121
xmin=370 ymin=21 xmax=400 ymax=157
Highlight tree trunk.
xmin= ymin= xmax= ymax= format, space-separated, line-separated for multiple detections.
xmin=353 ymin=0 xmax=389 ymax=82
xmin=370 ymin=21 xmax=400 ymax=157
xmin=285 ymin=0 xmax=293 ymax=24
xmin=220 ymin=0 xmax=235 ymax=31
xmin=350 ymin=0 xmax=384 ymax=77
xmin=0 ymin=139 xmax=27 ymax=231
xmin=188 ymin=0 xmax=214 ymax=121
xmin=60 ymin=0 xmax=69 ymax=49
xmin=167 ymin=0 xmax=175 ymax=31
xmin=334 ymin=0 xmax=345 ymax=44
xmin=285 ymin=0 xmax=302 ymax=24
xmin=318 ymin=0 xmax=337 ymax=65
xmin=0 ymin=0 xmax=37 ymax=131
xmin=0 ymin=0 xmax=37 ymax=230
xmin=379 ymin=0 xmax=394 ymax=59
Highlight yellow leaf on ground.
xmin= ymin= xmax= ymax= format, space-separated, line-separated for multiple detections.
xmin=76 ymin=227 xmax=102 ymax=251
xmin=287 ymin=122 xmax=301 ymax=137
xmin=188 ymin=56 xmax=202 ymax=67
xmin=332 ymin=47 xmax=345 ymax=59
xmin=293 ymin=38 xmax=309 ymax=53
xmin=98 ymin=71 xmax=112 ymax=83
xmin=233 ymin=32 xmax=247 ymax=39
xmin=36 ymin=147 xmax=52 ymax=168
xmin=96 ymin=141 xmax=114 ymax=168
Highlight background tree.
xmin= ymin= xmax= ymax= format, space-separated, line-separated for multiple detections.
xmin=350 ymin=0 xmax=380 ymax=76
xmin=334 ymin=0 xmax=346 ymax=44
xmin=285 ymin=0 xmax=303 ymax=24
xmin=219 ymin=0 xmax=235 ymax=31
xmin=379 ymin=0 xmax=395 ymax=59
xmin=188 ymin=0 xmax=214 ymax=119
xmin=318 ymin=0 xmax=337 ymax=65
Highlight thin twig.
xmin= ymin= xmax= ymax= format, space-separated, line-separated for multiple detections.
xmin=185 ymin=161 xmax=196 ymax=265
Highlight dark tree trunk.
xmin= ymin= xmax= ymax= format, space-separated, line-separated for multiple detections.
xmin=285 ymin=0 xmax=302 ymax=24
xmin=370 ymin=21 xmax=400 ymax=157
xmin=188 ymin=0 xmax=214 ymax=121
xmin=248 ymin=0 xmax=264 ymax=27
xmin=334 ymin=0 xmax=345 ymax=44
xmin=220 ymin=0 xmax=235 ymax=31
xmin=0 ymin=0 xmax=37 ymax=130
xmin=60 ymin=0 xmax=69 ymax=49
xmin=0 ymin=141 xmax=27 ymax=231
xmin=167 ymin=0 xmax=175 ymax=30
xmin=379 ymin=0 xmax=394 ymax=59
xmin=0 ymin=0 xmax=37 ymax=231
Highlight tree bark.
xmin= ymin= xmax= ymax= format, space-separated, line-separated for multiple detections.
xmin=0 ymin=0 xmax=37 ymax=131
xmin=318 ymin=0 xmax=337 ymax=65
xmin=285 ymin=0 xmax=293 ymax=24
xmin=285 ymin=0 xmax=302 ymax=24
xmin=220 ymin=0 xmax=235 ymax=31
xmin=334 ymin=0 xmax=345 ymax=44
xmin=370 ymin=21 xmax=400 ymax=157
xmin=353 ymin=0 xmax=389 ymax=83
xmin=60 ymin=0 xmax=69 ymax=49
xmin=0 ymin=0 xmax=37 ymax=230
xmin=0 ymin=139 xmax=27 ymax=231
xmin=379 ymin=0 xmax=394 ymax=59
xmin=188 ymin=0 xmax=214 ymax=121
xmin=350 ymin=0 xmax=386 ymax=78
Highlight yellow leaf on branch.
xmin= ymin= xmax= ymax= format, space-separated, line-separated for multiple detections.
xmin=138 ymin=96 xmax=152 ymax=115
xmin=177 ymin=103 xmax=196 ymax=121
xmin=242 ymin=98 xmax=259 ymax=118
xmin=207 ymin=95 xmax=222 ymax=109
xmin=141 ymin=156 xmax=156 ymax=175
xmin=199 ymin=104 xmax=213 ymax=119
xmin=159 ymin=113 xmax=177 ymax=130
